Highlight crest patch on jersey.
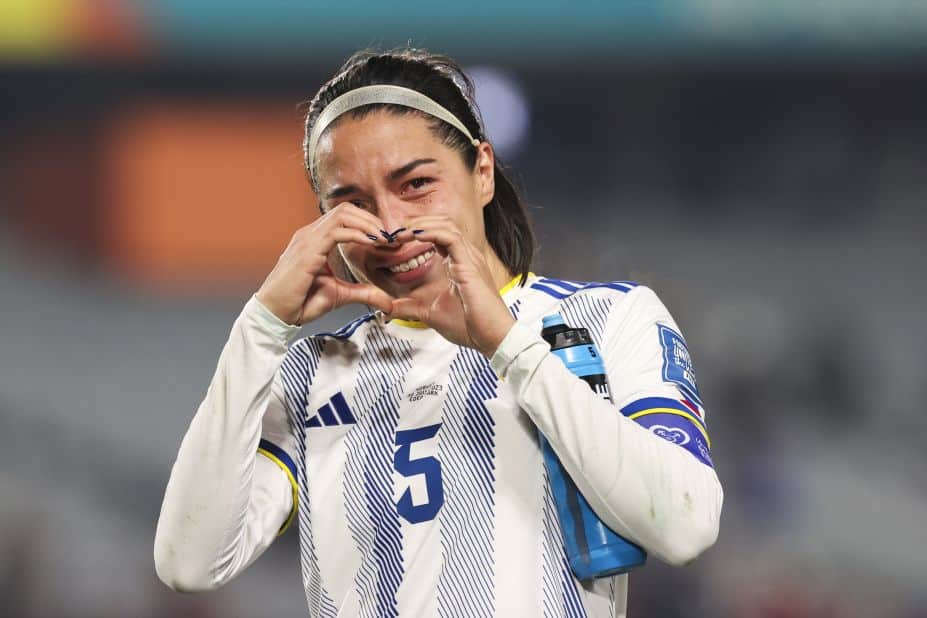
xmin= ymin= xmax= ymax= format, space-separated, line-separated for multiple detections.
xmin=633 ymin=411 xmax=713 ymax=467
xmin=650 ymin=424 xmax=691 ymax=446
xmin=658 ymin=324 xmax=703 ymax=407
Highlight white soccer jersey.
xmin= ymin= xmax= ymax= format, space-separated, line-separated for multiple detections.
xmin=252 ymin=274 xmax=720 ymax=617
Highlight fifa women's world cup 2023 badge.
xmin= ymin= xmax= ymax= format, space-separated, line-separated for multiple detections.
xmin=658 ymin=324 xmax=703 ymax=409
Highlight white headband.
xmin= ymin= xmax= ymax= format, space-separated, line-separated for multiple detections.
xmin=306 ymin=84 xmax=481 ymax=173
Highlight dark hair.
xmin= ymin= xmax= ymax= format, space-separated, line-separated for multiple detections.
xmin=302 ymin=47 xmax=535 ymax=286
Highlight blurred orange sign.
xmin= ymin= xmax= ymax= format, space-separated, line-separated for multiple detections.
xmin=102 ymin=102 xmax=318 ymax=291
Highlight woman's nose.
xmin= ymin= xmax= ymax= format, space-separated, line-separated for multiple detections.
xmin=375 ymin=198 xmax=408 ymax=236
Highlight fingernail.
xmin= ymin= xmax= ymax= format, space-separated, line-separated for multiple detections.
xmin=380 ymin=230 xmax=391 ymax=240
xmin=366 ymin=234 xmax=379 ymax=241
xmin=412 ymin=229 xmax=425 ymax=234
xmin=391 ymin=227 xmax=407 ymax=235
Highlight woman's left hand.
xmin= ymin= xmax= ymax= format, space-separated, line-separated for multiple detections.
xmin=387 ymin=216 xmax=516 ymax=358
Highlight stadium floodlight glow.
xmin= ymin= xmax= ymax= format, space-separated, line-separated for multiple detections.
xmin=467 ymin=66 xmax=531 ymax=159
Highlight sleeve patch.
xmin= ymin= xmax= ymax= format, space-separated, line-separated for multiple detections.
xmin=658 ymin=324 xmax=703 ymax=408
xmin=632 ymin=411 xmax=713 ymax=468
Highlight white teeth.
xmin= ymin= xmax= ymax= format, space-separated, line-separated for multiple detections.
xmin=388 ymin=249 xmax=434 ymax=273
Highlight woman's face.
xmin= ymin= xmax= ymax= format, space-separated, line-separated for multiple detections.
xmin=314 ymin=110 xmax=498 ymax=301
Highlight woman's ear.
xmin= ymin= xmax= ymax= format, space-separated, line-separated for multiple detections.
xmin=475 ymin=142 xmax=495 ymax=208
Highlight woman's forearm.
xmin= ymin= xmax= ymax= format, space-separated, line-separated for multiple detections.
xmin=154 ymin=296 xmax=300 ymax=591
xmin=491 ymin=322 xmax=723 ymax=566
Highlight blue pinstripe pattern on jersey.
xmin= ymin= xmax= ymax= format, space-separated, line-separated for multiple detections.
xmin=587 ymin=282 xmax=635 ymax=293
xmin=540 ymin=467 xmax=588 ymax=618
xmin=280 ymin=337 xmax=338 ymax=618
xmin=343 ymin=325 xmax=412 ymax=618
xmin=541 ymin=278 xmax=582 ymax=292
xmin=560 ymin=561 xmax=588 ymax=618
xmin=530 ymin=282 xmax=572 ymax=299
xmin=436 ymin=347 xmax=498 ymax=618
xmin=316 ymin=313 xmax=376 ymax=339
xmin=531 ymin=277 xmax=639 ymax=300
xmin=608 ymin=575 xmax=617 ymax=618
xmin=568 ymin=279 xmax=639 ymax=294
xmin=558 ymin=293 xmax=613 ymax=346
xmin=509 ymin=298 xmax=523 ymax=319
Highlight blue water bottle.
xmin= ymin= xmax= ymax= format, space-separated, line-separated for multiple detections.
xmin=540 ymin=313 xmax=647 ymax=579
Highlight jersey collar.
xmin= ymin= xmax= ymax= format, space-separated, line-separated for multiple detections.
xmin=386 ymin=272 xmax=535 ymax=330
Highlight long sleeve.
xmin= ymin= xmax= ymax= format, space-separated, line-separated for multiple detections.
xmin=491 ymin=285 xmax=723 ymax=566
xmin=154 ymin=295 xmax=302 ymax=591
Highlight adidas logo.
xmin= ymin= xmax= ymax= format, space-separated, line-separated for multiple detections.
xmin=306 ymin=392 xmax=357 ymax=428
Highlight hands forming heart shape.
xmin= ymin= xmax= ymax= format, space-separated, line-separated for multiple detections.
xmin=256 ymin=204 xmax=516 ymax=358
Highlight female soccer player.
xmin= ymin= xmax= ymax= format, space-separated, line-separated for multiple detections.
xmin=154 ymin=48 xmax=723 ymax=617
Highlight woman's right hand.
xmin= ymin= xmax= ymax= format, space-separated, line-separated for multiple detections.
xmin=256 ymin=203 xmax=395 ymax=326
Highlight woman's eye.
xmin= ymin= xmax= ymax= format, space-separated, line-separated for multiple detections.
xmin=405 ymin=177 xmax=434 ymax=192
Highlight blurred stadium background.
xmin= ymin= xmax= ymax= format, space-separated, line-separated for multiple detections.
xmin=2 ymin=1 xmax=926 ymax=616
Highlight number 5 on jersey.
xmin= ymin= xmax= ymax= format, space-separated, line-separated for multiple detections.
xmin=394 ymin=423 xmax=444 ymax=524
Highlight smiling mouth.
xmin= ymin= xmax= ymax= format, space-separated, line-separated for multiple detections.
xmin=385 ymin=249 xmax=436 ymax=274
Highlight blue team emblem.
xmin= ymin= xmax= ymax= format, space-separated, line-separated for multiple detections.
xmin=658 ymin=324 xmax=703 ymax=407
xmin=631 ymin=408 xmax=713 ymax=468
xmin=649 ymin=424 xmax=691 ymax=446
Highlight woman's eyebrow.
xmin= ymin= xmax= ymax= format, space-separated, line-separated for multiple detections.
xmin=325 ymin=184 xmax=360 ymax=201
xmin=388 ymin=158 xmax=437 ymax=181
xmin=325 ymin=159 xmax=438 ymax=200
